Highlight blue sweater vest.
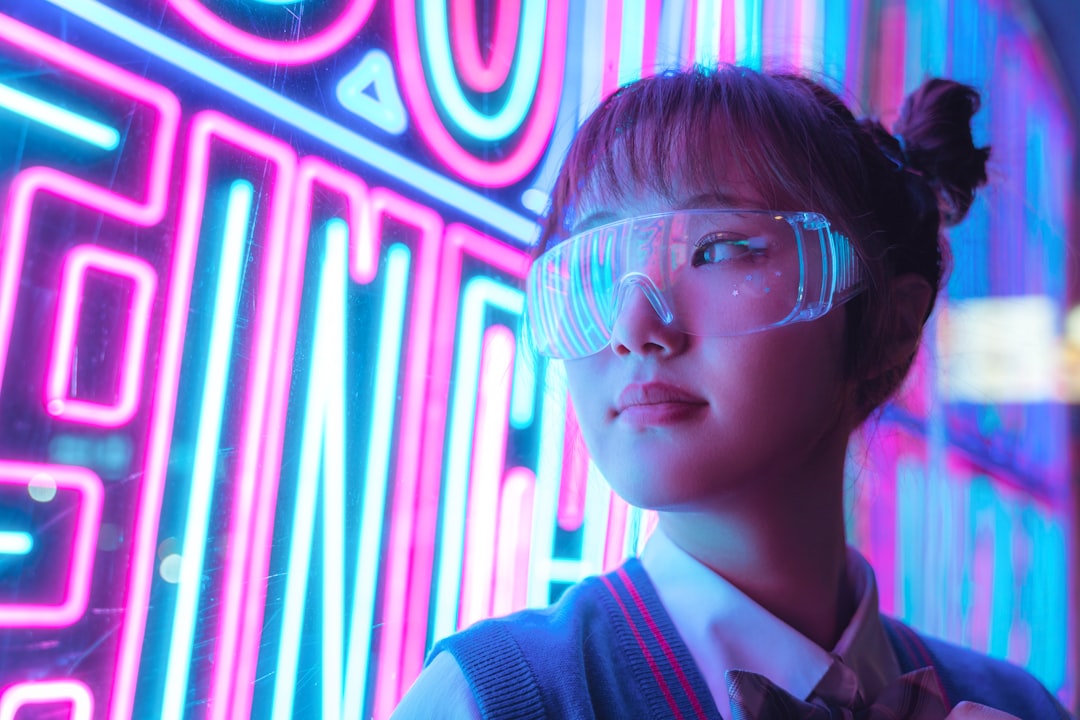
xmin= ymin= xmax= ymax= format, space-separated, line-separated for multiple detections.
xmin=434 ymin=559 xmax=1072 ymax=719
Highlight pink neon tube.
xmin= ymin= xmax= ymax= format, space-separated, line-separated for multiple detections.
xmin=166 ymin=0 xmax=376 ymax=65
xmin=392 ymin=0 xmax=568 ymax=186
xmin=374 ymin=224 xmax=530 ymax=717
xmin=0 ymin=12 xmax=179 ymax=403
xmin=0 ymin=461 xmax=103 ymax=627
xmin=459 ymin=325 xmax=517 ymax=630
xmin=229 ymin=155 xmax=373 ymax=720
xmin=557 ymin=403 xmax=588 ymax=532
xmin=601 ymin=0 xmax=624 ymax=99
xmin=189 ymin=114 xmax=297 ymax=720
xmin=45 ymin=245 xmax=158 ymax=428
xmin=492 ymin=466 xmax=536 ymax=617
xmin=449 ymin=0 xmax=521 ymax=93
xmin=368 ymin=190 xmax=445 ymax=720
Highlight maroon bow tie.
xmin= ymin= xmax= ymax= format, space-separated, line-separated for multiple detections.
xmin=726 ymin=666 xmax=950 ymax=719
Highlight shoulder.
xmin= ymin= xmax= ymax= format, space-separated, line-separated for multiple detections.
xmin=416 ymin=560 xmax=705 ymax=720
xmin=885 ymin=618 xmax=1071 ymax=720
xmin=392 ymin=652 xmax=481 ymax=720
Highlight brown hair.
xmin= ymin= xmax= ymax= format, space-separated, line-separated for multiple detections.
xmin=538 ymin=66 xmax=990 ymax=419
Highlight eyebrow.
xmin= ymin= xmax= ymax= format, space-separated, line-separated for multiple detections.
xmin=569 ymin=190 xmax=755 ymax=236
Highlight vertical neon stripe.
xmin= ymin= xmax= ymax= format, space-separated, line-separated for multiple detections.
xmin=734 ymin=0 xmax=762 ymax=69
xmin=557 ymin=407 xmax=588 ymax=531
xmin=618 ymin=0 xmax=647 ymax=87
xmin=491 ymin=467 xmax=537 ymax=616
xmin=527 ymin=361 xmax=567 ymax=607
xmin=342 ymin=243 xmax=411 ymax=720
xmin=372 ymin=191 xmax=444 ymax=719
xmin=601 ymin=0 xmax=624 ymax=97
xmin=459 ymin=325 xmax=518 ymax=629
xmin=433 ymin=279 xmax=524 ymax=641
xmin=203 ymin=115 xmax=298 ymax=720
xmin=604 ymin=491 xmax=631 ymax=571
xmin=509 ymin=338 xmax=536 ymax=429
xmin=694 ymin=0 xmax=720 ymax=66
xmin=821 ymin=0 xmax=848 ymax=85
xmin=270 ymin=219 xmax=348 ymax=720
xmin=161 ymin=179 xmax=253 ymax=720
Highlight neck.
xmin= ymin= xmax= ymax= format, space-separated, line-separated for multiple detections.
xmin=655 ymin=439 xmax=853 ymax=650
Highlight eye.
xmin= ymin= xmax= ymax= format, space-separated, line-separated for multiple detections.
xmin=690 ymin=234 xmax=766 ymax=267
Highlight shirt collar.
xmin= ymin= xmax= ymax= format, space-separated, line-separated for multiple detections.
xmin=639 ymin=529 xmax=901 ymax=713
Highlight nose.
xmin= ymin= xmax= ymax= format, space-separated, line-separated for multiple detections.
xmin=607 ymin=279 xmax=688 ymax=357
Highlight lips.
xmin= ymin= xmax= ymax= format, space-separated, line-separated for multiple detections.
xmin=614 ymin=382 xmax=708 ymax=425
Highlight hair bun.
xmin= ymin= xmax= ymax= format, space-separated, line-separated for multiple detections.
xmin=894 ymin=78 xmax=991 ymax=226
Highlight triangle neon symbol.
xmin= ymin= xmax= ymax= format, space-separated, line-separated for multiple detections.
xmin=336 ymin=49 xmax=407 ymax=135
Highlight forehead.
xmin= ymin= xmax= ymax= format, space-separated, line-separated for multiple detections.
xmin=571 ymin=181 xmax=770 ymax=236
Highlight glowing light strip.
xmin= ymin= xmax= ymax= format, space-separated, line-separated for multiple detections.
xmin=491 ymin=467 xmax=536 ymax=616
xmin=160 ymin=179 xmax=253 ymax=720
xmin=41 ymin=0 xmax=536 ymax=241
xmin=0 ymin=82 xmax=119 ymax=149
xmin=694 ymin=0 xmax=721 ymax=65
xmin=371 ymin=192 xmax=444 ymax=720
xmin=433 ymin=281 xmax=524 ymax=640
xmin=509 ymin=338 xmax=536 ymax=429
xmin=0 ymin=11 xmax=180 ymax=402
xmin=577 ymin=0 xmax=609 ymax=122
xmin=234 ymin=160 xmax=373 ymax=720
xmin=601 ymin=0 xmax=623 ymax=97
xmin=734 ymin=0 xmax=763 ymax=69
xmin=0 ymin=531 xmax=32 ymax=555
xmin=459 ymin=324 xmax=518 ymax=629
xmin=421 ymin=0 xmax=544 ymax=141
xmin=394 ymin=0 xmax=568 ymax=186
xmin=604 ymin=491 xmax=631 ymax=571
xmin=450 ymin=0 xmax=520 ymax=93
xmin=166 ymin=0 xmax=376 ymax=65
xmin=557 ymin=410 xmax=588 ymax=531
xmin=376 ymin=224 xmax=531 ymax=715
xmin=44 ymin=245 xmax=157 ymax=428
xmin=0 ymin=461 xmax=103 ymax=627
xmin=527 ymin=360 xmax=566 ymax=607
xmin=223 ymin=125 xmax=305 ymax=720
xmin=0 ymin=680 xmax=93 ymax=720
xmin=821 ymin=0 xmax=848 ymax=81
xmin=320 ymin=221 xmax=349 ymax=720
xmin=270 ymin=219 xmax=348 ymax=720
xmin=904 ymin=0 xmax=947 ymax=84
xmin=342 ymin=243 xmax=411 ymax=720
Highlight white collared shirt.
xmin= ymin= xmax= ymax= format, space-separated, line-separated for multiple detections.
xmin=639 ymin=528 xmax=902 ymax=715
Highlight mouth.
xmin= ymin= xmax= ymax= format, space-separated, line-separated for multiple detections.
xmin=614 ymin=382 xmax=708 ymax=427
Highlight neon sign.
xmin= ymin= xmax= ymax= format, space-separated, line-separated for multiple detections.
xmin=0 ymin=1 xmax=1073 ymax=718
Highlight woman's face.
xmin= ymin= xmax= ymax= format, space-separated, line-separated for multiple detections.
xmin=560 ymin=186 xmax=859 ymax=511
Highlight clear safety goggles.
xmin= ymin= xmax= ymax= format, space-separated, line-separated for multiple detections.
xmin=526 ymin=209 xmax=866 ymax=360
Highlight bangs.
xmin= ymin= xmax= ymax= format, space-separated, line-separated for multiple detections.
xmin=541 ymin=66 xmax=868 ymax=249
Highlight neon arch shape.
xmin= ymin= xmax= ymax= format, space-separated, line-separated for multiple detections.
xmin=394 ymin=0 xmax=568 ymax=187
xmin=450 ymin=0 xmax=520 ymax=93
xmin=166 ymin=0 xmax=376 ymax=65
xmin=421 ymin=0 xmax=545 ymax=141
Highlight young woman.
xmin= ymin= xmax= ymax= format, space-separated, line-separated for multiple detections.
xmin=393 ymin=66 xmax=1073 ymax=719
